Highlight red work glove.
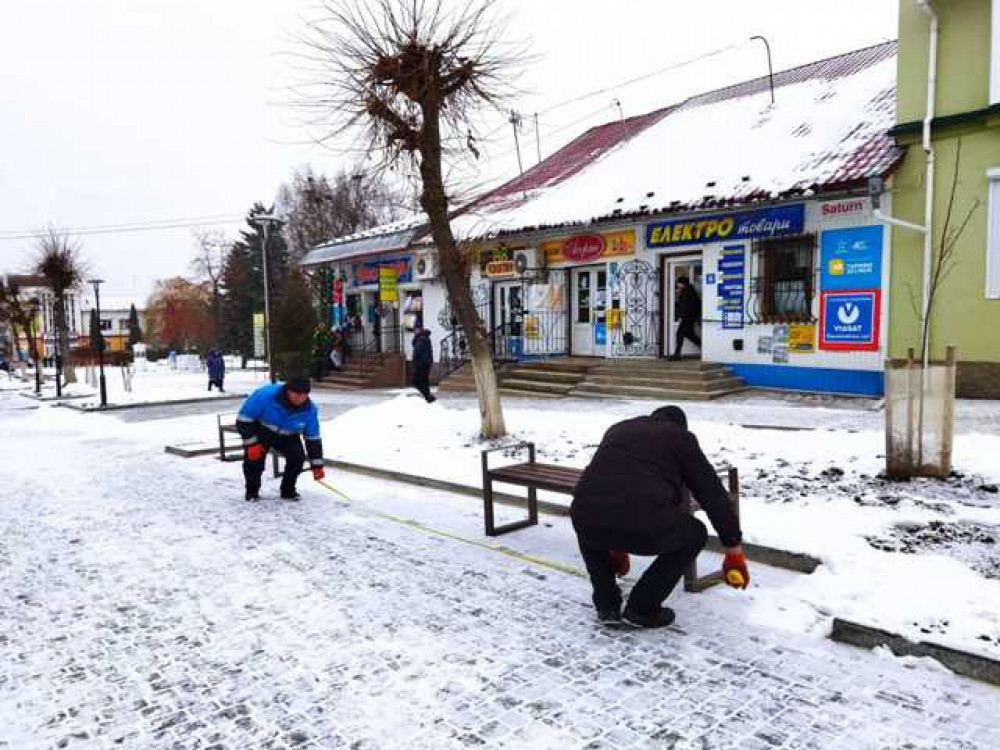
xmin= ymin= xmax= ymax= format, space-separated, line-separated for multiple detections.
xmin=723 ymin=548 xmax=750 ymax=589
xmin=245 ymin=443 xmax=266 ymax=462
xmin=609 ymin=550 xmax=630 ymax=577
xmin=312 ymin=466 xmax=326 ymax=481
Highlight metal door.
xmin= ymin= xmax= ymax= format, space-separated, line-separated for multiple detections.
xmin=571 ymin=266 xmax=607 ymax=356
xmin=663 ymin=256 xmax=703 ymax=358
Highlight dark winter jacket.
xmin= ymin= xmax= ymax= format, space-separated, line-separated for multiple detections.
xmin=236 ymin=383 xmax=324 ymax=468
xmin=412 ymin=330 xmax=433 ymax=369
xmin=675 ymin=285 xmax=701 ymax=323
xmin=571 ymin=415 xmax=741 ymax=547
xmin=207 ymin=352 xmax=225 ymax=381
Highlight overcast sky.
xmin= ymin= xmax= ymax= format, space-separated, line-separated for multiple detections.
xmin=0 ymin=0 xmax=897 ymax=300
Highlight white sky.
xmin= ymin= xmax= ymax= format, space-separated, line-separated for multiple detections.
xmin=0 ymin=0 xmax=897 ymax=300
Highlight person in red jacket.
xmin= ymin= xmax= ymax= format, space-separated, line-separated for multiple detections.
xmin=571 ymin=405 xmax=748 ymax=628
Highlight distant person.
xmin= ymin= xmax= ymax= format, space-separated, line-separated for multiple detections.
xmin=571 ymin=405 xmax=748 ymax=628
xmin=411 ymin=324 xmax=435 ymax=403
xmin=672 ymin=276 xmax=701 ymax=360
xmin=329 ymin=329 xmax=344 ymax=372
xmin=206 ymin=349 xmax=225 ymax=392
xmin=236 ymin=377 xmax=325 ymax=502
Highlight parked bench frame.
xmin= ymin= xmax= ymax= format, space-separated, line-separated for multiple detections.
xmin=481 ymin=441 xmax=740 ymax=592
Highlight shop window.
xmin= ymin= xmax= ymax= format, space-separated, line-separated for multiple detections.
xmin=988 ymin=168 xmax=1000 ymax=299
xmin=100 ymin=319 xmax=113 ymax=331
xmin=751 ymin=233 xmax=816 ymax=323
xmin=402 ymin=290 xmax=423 ymax=331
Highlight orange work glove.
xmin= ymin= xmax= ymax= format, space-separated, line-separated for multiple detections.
xmin=723 ymin=548 xmax=750 ymax=589
xmin=609 ymin=550 xmax=630 ymax=577
xmin=312 ymin=466 xmax=326 ymax=481
xmin=245 ymin=443 xmax=266 ymax=462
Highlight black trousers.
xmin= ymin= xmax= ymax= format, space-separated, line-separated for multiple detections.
xmin=243 ymin=434 xmax=305 ymax=497
xmin=575 ymin=515 xmax=708 ymax=614
xmin=674 ymin=319 xmax=701 ymax=357
xmin=208 ymin=378 xmax=224 ymax=391
xmin=413 ymin=364 xmax=433 ymax=401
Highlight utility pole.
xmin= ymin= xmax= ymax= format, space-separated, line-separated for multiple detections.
xmin=89 ymin=279 xmax=108 ymax=408
xmin=509 ymin=110 xmax=524 ymax=176
xmin=533 ymin=112 xmax=542 ymax=165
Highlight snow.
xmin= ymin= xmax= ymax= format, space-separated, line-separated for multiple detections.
xmin=453 ymin=56 xmax=896 ymax=239
xmin=323 ymin=393 xmax=1000 ymax=660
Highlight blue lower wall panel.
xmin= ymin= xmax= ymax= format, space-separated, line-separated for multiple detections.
xmin=724 ymin=363 xmax=884 ymax=397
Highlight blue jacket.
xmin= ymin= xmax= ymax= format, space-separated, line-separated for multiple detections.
xmin=236 ymin=383 xmax=324 ymax=466
xmin=207 ymin=352 xmax=225 ymax=380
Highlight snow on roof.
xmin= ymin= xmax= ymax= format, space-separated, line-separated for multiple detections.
xmin=300 ymin=215 xmax=427 ymax=266
xmin=453 ymin=41 xmax=901 ymax=241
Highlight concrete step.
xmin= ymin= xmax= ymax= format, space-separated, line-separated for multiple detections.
xmin=513 ymin=360 xmax=593 ymax=374
xmin=503 ymin=368 xmax=584 ymax=384
xmin=590 ymin=362 xmax=729 ymax=376
xmin=498 ymin=378 xmax=576 ymax=395
xmin=584 ymin=373 xmax=745 ymax=390
xmin=314 ymin=380 xmax=366 ymax=391
xmin=499 ymin=387 xmax=565 ymax=399
xmin=569 ymin=382 xmax=746 ymax=401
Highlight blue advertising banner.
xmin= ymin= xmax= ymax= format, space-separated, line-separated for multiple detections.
xmin=646 ymin=204 xmax=804 ymax=248
xmin=819 ymin=290 xmax=882 ymax=351
xmin=820 ymin=226 xmax=883 ymax=291
xmin=717 ymin=244 xmax=745 ymax=330
xmin=352 ymin=255 xmax=413 ymax=287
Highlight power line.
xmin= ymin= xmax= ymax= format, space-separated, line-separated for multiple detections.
xmin=0 ymin=214 xmax=245 ymax=242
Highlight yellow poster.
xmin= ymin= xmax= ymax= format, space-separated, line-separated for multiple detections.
xmin=523 ymin=315 xmax=541 ymax=340
xmin=542 ymin=229 xmax=635 ymax=265
xmin=606 ymin=308 xmax=624 ymax=329
xmin=378 ymin=265 xmax=398 ymax=303
xmin=788 ymin=324 xmax=816 ymax=353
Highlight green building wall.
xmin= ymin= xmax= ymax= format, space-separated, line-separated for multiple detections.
xmin=890 ymin=0 xmax=1000 ymax=396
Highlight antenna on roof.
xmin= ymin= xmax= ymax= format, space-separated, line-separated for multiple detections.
xmin=533 ymin=113 xmax=542 ymax=165
xmin=509 ymin=110 xmax=525 ymax=176
xmin=612 ymin=99 xmax=624 ymax=122
xmin=749 ymin=36 xmax=776 ymax=105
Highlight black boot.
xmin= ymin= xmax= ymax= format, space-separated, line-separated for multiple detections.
xmin=623 ymin=605 xmax=676 ymax=629
xmin=245 ymin=489 xmax=259 ymax=502
xmin=281 ymin=490 xmax=301 ymax=502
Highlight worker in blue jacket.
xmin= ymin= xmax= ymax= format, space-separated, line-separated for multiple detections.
xmin=236 ymin=377 xmax=325 ymax=501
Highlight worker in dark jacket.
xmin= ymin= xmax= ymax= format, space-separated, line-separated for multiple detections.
xmin=411 ymin=325 xmax=436 ymax=403
xmin=571 ymin=405 xmax=748 ymax=628
xmin=672 ymin=276 xmax=702 ymax=359
xmin=236 ymin=377 xmax=325 ymax=502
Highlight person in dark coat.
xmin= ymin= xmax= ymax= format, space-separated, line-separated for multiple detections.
xmin=236 ymin=377 xmax=325 ymax=501
xmin=571 ymin=405 xmax=748 ymax=628
xmin=672 ymin=276 xmax=702 ymax=360
xmin=411 ymin=325 xmax=436 ymax=403
xmin=206 ymin=350 xmax=225 ymax=392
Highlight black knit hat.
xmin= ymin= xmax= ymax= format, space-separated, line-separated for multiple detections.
xmin=286 ymin=376 xmax=312 ymax=394
xmin=652 ymin=405 xmax=687 ymax=429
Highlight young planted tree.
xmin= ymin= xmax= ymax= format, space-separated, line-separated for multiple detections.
xmin=35 ymin=228 xmax=86 ymax=385
xmin=127 ymin=303 xmax=143 ymax=347
xmin=297 ymin=0 xmax=521 ymax=437
xmin=89 ymin=308 xmax=106 ymax=355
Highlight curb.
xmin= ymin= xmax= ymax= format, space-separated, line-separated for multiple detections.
xmin=59 ymin=394 xmax=246 ymax=412
xmin=830 ymin=618 xmax=1000 ymax=688
xmin=323 ymin=458 xmax=822 ymax=576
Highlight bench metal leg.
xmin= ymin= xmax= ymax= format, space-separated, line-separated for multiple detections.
xmin=684 ymin=468 xmax=741 ymax=593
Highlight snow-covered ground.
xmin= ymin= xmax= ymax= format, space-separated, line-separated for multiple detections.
xmin=2 ymin=389 xmax=1000 ymax=749
xmin=322 ymin=393 xmax=1000 ymax=662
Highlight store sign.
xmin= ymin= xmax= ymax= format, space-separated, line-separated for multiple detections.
xmin=378 ymin=265 xmax=398 ymax=303
xmin=485 ymin=260 xmax=516 ymax=277
xmin=646 ymin=204 xmax=805 ymax=248
xmin=820 ymin=226 xmax=883 ymax=291
xmin=718 ymin=244 xmax=745 ymax=330
xmin=543 ymin=229 xmax=634 ymax=264
xmin=820 ymin=198 xmax=867 ymax=217
xmin=353 ymin=255 xmax=412 ymax=286
xmin=252 ymin=312 xmax=265 ymax=357
xmin=819 ymin=290 xmax=881 ymax=351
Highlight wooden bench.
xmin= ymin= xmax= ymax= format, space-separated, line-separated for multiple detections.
xmin=481 ymin=441 xmax=740 ymax=592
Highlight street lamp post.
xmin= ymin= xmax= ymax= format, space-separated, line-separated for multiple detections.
xmin=89 ymin=279 xmax=108 ymax=408
xmin=28 ymin=297 xmax=41 ymax=395
xmin=249 ymin=209 xmax=285 ymax=384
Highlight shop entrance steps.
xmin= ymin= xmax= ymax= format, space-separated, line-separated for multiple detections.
xmin=498 ymin=359 xmax=592 ymax=398
xmin=570 ymin=360 xmax=746 ymax=400
xmin=314 ymin=353 xmax=406 ymax=391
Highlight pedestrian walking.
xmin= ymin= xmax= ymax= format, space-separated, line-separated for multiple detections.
xmin=236 ymin=377 xmax=326 ymax=502
xmin=206 ymin=349 xmax=226 ymax=392
xmin=571 ymin=405 xmax=748 ymax=628
xmin=411 ymin=324 xmax=436 ymax=403
xmin=672 ymin=276 xmax=701 ymax=359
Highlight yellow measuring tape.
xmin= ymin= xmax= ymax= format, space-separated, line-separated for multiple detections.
xmin=316 ymin=478 xmax=586 ymax=578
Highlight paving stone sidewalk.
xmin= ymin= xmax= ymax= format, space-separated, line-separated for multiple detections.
xmin=1 ymin=420 xmax=999 ymax=750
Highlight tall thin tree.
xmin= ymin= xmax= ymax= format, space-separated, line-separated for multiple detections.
xmin=35 ymin=228 xmax=86 ymax=385
xmin=296 ymin=0 xmax=523 ymax=437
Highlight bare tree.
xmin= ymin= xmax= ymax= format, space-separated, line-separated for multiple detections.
xmin=191 ymin=228 xmax=229 ymax=343
xmin=296 ymin=0 xmax=523 ymax=438
xmin=0 ymin=276 xmax=40 ymax=364
xmin=35 ymin=228 xmax=86 ymax=385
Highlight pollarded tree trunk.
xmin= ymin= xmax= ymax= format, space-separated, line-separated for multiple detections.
xmin=418 ymin=97 xmax=505 ymax=438
xmin=55 ymin=295 xmax=76 ymax=384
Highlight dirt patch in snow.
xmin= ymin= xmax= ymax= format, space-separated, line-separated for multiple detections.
xmin=866 ymin=520 xmax=1000 ymax=581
